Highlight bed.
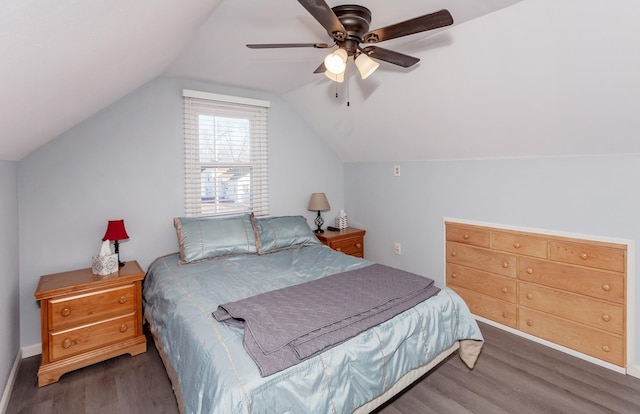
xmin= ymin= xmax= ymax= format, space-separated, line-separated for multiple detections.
xmin=143 ymin=214 xmax=483 ymax=414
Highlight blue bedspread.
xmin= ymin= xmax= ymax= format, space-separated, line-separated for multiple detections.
xmin=143 ymin=245 xmax=483 ymax=414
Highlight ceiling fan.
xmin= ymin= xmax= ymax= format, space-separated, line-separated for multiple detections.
xmin=247 ymin=0 xmax=454 ymax=82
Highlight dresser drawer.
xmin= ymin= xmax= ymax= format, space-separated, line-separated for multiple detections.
xmin=49 ymin=284 xmax=136 ymax=329
xmin=447 ymin=263 xmax=516 ymax=303
xmin=519 ymin=307 xmax=624 ymax=366
xmin=519 ymin=282 xmax=623 ymax=334
xmin=447 ymin=242 xmax=516 ymax=278
xmin=490 ymin=231 xmax=547 ymax=259
xmin=329 ymin=237 xmax=364 ymax=257
xmin=445 ymin=224 xmax=490 ymax=247
xmin=549 ymin=240 xmax=625 ymax=273
xmin=49 ymin=312 xmax=137 ymax=362
xmin=451 ymin=286 xmax=517 ymax=329
xmin=519 ymin=257 xmax=624 ymax=304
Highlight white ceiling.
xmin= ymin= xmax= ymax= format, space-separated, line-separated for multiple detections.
xmin=0 ymin=0 xmax=523 ymax=161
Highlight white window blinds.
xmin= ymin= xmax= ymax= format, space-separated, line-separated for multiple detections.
xmin=183 ymin=90 xmax=270 ymax=217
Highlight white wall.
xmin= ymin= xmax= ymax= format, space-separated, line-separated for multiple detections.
xmin=17 ymin=75 xmax=345 ymax=348
xmin=0 ymin=160 xmax=19 ymax=402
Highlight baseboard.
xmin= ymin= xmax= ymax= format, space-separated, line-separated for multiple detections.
xmin=0 ymin=349 xmax=22 ymax=414
xmin=21 ymin=343 xmax=41 ymax=359
xmin=627 ymin=363 xmax=640 ymax=379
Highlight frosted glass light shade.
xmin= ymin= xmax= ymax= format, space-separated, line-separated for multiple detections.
xmin=324 ymin=70 xmax=344 ymax=83
xmin=355 ymin=53 xmax=379 ymax=79
xmin=324 ymin=48 xmax=348 ymax=75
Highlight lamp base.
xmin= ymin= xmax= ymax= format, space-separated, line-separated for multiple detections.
xmin=314 ymin=211 xmax=324 ymax=233
xmin=113 ymin=240 xmax=125 ymax=267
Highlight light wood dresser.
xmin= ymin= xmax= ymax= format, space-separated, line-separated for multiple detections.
xmin=34 ymin=261 xmax=147 ymax=386
xmin=445 ymin=221 xmax=627 ymax=368
xmin=316 ymin=227 xmax=366 ymax=258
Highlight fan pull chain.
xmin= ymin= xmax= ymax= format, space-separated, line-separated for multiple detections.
xmin=347 ymin=75 xmax=350 ymax=107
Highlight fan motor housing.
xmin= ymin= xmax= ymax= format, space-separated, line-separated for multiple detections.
xmin=332 ymin=4 xmax=371 ymax=53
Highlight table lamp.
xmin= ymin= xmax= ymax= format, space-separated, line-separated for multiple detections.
xmin=102 ymin=219 xmax=129 ymax=267
xmin=308 ymin=193 xmax=331 ymax=233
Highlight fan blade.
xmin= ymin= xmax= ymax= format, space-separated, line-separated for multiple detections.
xmin=313 ymin=62 xmax=326 ymax=74
xmin=297 ymin=0 xmax=347 ymax=41
xmin=363 ymin=9 xmax=453 ymax=43
xmin=362 ymin=46 xmax=420 ymax=68
xmin=247 ymin=43 xmax=330 ymax=49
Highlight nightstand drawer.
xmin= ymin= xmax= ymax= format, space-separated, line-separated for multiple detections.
xmin=49 ymin=284 xmax=136 ymax=329
xmin=49 ymin=312 xmax=137 ymax=362
xmin=330 ymin=237 xmax=364 ymax=257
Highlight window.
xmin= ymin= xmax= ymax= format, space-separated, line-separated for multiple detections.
xmin=183 ymin=90 xmax=269 ymax=217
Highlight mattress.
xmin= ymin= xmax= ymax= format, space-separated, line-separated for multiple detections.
xmin=143 ymin=244 xmax=483 ymax=413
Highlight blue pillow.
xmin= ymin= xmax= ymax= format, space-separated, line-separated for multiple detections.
xmin=255 ymin=215 xmax=319 ymax=254
xmin=174 ymin=214 xmax=258 ymax=264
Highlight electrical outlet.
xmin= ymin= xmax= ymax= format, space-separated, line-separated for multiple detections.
xmin=394 ymin=242 xmax=401 ymax=255
xmin=394 ymin=165 xmax=401 ymax=176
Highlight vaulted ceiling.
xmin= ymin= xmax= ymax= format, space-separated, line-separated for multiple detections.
xmin=1 ymin=0 xmax=523 ymax=161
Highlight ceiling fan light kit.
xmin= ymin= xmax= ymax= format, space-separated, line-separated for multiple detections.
xmin=354 ymin=52 xmax=379 ymax=80
xmin=247 ymin=1 xmax=454 ymax=85
xmin=324 ymin=48 xmax=348 ymax=75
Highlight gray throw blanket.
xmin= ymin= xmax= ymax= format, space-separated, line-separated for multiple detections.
xmin=213 ymin=264 xmax=441 ymax=376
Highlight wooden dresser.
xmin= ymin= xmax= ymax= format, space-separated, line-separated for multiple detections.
xmin=445 ymin=221 xmax=627 ymax=367
xmin=34 ymin=261 xmax=147 ymax=386
xmin=316 ymin=227 xmax=366 ymax=258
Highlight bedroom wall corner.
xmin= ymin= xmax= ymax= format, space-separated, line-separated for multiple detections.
xmin=0 ymin=160 xmax=19 ymax=412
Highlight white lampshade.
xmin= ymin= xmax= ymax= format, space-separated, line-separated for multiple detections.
xmin=324 ymin=70 xmax=344 ymax=83
xmin=308 ymin=193 xmax=331 ymax=211
xmin=355 ymin=53 xmax=380 ymax=80
xmin=324 ymin=48 xmax=348 ymax=75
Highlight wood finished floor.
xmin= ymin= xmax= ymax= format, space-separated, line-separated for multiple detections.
xmin=7 ymin=322 xmax=640 ymax=413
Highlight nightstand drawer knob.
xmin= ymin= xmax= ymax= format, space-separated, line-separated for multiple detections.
xmin=451 ymin=251 xmax=457 ymax=257
xmin=602 ymin=314 xmax=611 ymax=322
xmin=120 ymin=324 xmax=128 ymax=333
xmin=118 ymin=296 xmax=127 ymax=304
xmin=62 ymin=339 xmax=72 ymax=349
xmin=580 ymin=252 xmax=588 ymax=260
xmin=526 ymin=320 xmax=534 ymax=327
xmin=451 ymin=272 xmax=458 ymax=279
xmin=526 ymin=293 xmax=533 ymax=300
xmin=502 ymin=287 xmax=508 ymax=293
xmin=602 ymin=345 xmax=610 ymax=353
xmin=61 ymin=308 xmax=71 ymax=317
xmin=463 ymin=234 xmax=470 ymax=240
xmin=356 ymin=243 xmax=362 ymax=249
xmin=602 ymin=284 xmax=611 ymax=292
xmin=502 ymin=261 xmax=509 ymax=268
xmin=513 ymin=242 xmax=520 ymax=248
xmin=336 ymin=247 xmax=342 ymax=252
xmin=526 ymin=268 xmax=534 ymax=274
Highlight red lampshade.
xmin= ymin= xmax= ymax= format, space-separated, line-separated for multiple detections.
xmin=102 ymin=219 xmax=129 ymax=241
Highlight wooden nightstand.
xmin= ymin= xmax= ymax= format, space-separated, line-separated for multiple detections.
xmin=316 ymin=227 xmax=366 ymax=258
xmin=34 ymin=261 xmax=147 ymax=386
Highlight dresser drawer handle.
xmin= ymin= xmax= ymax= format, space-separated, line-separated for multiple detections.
xmin=580 ymin=252 xmax=588 ymax=260
xmin=602 ymin=315 xmax=611 ymax=322
xmin=463 ymin=234 xmax=470 ymax=240
xmin=501 ymin=311 xmax=508 ymax=318
xmin=602 ymin=284 xmax=611 ymax=292
xmin=602 ymin=345 xmax=610 ymax=353
xmin=502 ymin=261 xmax=509 ymax=268
xmin=526 ymin=320 xmax=534 ymax=327
xmin=451 ymin=251 xmax=457 ymax=257
xmin=62 ymin=339 xmax=72 ymax=349
xmin=526 ymin=293 xmax=533 ymax=300
xmin=118 ymin=296 xmax=127 ymax=304
xmin=451 ymin=272 xmax=458 ymax=279
xmin=526 ymin=268 xmax=533 ymax=274
xmin=61 ymin=308 xmax=71 ymax=317
xmin=513 ymin=242 xmax=520 ymax=248
xmin=336 ymin=247 xmax=342 ymax=252
xmin=120 ymin=324 xmax=128 ymax=333
xmin=501 ymin=287 xmax=508 ymax=293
